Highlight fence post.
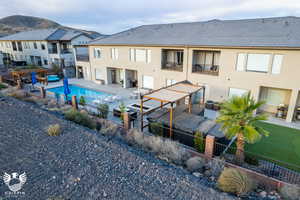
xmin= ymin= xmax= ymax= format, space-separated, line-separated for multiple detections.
xmin=40 ymin=87 xmax=46 ymax=98
xmin=16 ymin=79 xmax=22 ymax=89
xmin=205 ymin=135 xmax=215 ymax=159
xmin=72 ymin=95 xmax=78 ymax=110
xmin=123 ymin=112 xmax=131 ymax=131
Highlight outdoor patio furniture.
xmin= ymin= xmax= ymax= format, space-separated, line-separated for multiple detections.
xmin=213 ymin=102 xmax=220 ymax=110
xmin=276 ymin=104 xmax=288 ymax=119
xmin=205 ymin=100 xmax=214 ymax=109
xmin=113 ymin=108 xmax=137 ymax=119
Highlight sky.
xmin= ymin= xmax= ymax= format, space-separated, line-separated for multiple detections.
xmin=1 ymin=0 xmax=300 ymax=34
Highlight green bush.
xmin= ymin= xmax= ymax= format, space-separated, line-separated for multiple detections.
xmin=64 ymin=109 xmax=96 ymax=129
xmin=79 ymin=96 xmax=86 ymax=106
xmin=194 ymin=131 xmax=205 ymax=153
xmin=217 ymin=168 xmax=255 ymax=196
xmin=97 ymin=103 xmax=109 ymax=119
xmin=149 ymin=122 xmax=163 ymax=136
xmin=0 ymin=83 xmax=7 ymax=90
xmin=244 ymin=155 xmax=259 ymax=166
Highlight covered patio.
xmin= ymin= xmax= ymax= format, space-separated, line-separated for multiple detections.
xmin=140 ymin=81 xmax=206 ymax=137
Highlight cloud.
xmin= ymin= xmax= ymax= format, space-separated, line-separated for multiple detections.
xmin=1 ymin=0 xmax=300 ymax=34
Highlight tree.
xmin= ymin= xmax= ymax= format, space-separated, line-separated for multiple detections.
xmin=216 ymin=93 xmax=269 ymax=164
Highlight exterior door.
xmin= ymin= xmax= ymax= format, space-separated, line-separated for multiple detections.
xmin=111 ymin=70 xmax=117 ymax=84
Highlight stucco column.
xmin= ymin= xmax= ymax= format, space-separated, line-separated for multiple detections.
xmin=252 ymin=87 xmax=261 ymax=114
xmin=123 ymin=69 xmax=127 ymax=88
xmin=286 ymin=89 xmax=299 ymax=122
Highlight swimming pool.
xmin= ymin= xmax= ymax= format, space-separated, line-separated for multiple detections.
xmin=47 ymin=85 xmax=112 ymax=104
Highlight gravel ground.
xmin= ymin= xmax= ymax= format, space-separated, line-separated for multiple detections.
xmin=0 ymin=96 xmax=236 ymax=200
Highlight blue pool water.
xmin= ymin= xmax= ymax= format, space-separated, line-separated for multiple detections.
xmin=47 ymin=85 xmax=112 ymax=104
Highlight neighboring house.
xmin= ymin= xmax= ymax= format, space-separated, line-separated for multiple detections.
xmin=0 ymin=28 xmax=93 ymax=68
xmin=74 ymin=16 xmax=300 ymax=123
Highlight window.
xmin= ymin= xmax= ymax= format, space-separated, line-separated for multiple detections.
xmin=95 ymin=69 xmax=103 ymax=80
xmin=33 ymin=42 xmax=38 ymax=49
xmin=94 ymin=48 xmax=101 ymax=59
xmin=6 ymin=42 xmax=11 ymax=48
xmin=17 ymin=41 xmax=22 ymax=51
xmin=130 ymin=48 xmax=151 ymax=63
xmin=176 ymin=51 xmax=183 ymax=65
xmin=260 ymin=88 xmax=286 ymax=106
xmin=12 ymin=42 xmax=17 ymax=51
xmin=166 ymin=79 xmax=176 ymax=86
xmin=41 ymin=43 xmax=46 ymax=50
xmin=44 ymin=59 xmax=48 ymax=65
xmin=229 ymin=88 xmax=249 ymax=98
xmin=246 ymin=54 xmax=270 ymax=72
xmin=142 ymin=75 xmax=154 ymax=89
xmin=271 ymin=55 xmax=283 ymax=74
xmin=111 ymin=48 xmax=119 ymax=60
xmin=236 ymin=53 xmax=246 ymax=71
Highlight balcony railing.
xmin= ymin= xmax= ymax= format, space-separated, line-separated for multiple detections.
xmin=48 ymin=49 xmax=58 ymax=54
xmin=76 ymin=55 xmax=89 ymax=62
xmin=61 ymin=49 xmax=72 ymax=54
xmin=192 ymin=64 xmax=219 ymax=76
xmin=161 ymin=62 xmax=183 ymax=72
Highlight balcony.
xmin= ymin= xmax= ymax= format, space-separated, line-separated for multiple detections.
xmin=161 ymin=49 xmax=184 ymax=72
xmin=162 ymin=62 xmax=183 ymax=72
xmin=192 ymin=64 xmax=219 ymax=76
xmin=76 ymin=55 xmax=89 ymax=62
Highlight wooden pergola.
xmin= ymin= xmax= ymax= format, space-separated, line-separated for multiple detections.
xmin=11 ymin=68 xmax=48 ymax=83
xmin=140 ymin=80 xmax=205 ymax=137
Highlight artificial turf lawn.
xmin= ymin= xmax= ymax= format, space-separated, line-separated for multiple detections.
xmin=245 ymin=121 xmax=300 ymax=170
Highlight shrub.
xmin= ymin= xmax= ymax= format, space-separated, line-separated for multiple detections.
xmin=126 ymin=129 xmax=144 ymax=146
xmin=159 ymin=139 xmax=186 ymax=164
xmin=205 ymin=157 xmax=225 ymax=178
xmin=194 ymin=131 xmax=205 ymax=153
xmin=97 ymin=118 xmax=120 ymax=136
xmin=217 ymin=168 xmax=255 ymax=196
xmin=186 ymin=156 xmax=205 ymax=172
xmin=0 ymin=83 xmax=7 ymax=90
xmin=79 ymin=96 xmax=86 ymax=106
xmin=149 ymin=122 xmax=163 ymax=136
xmin=279 ymin=184 xmax=300 ymax=200
xmin=143 ymin=135 xmax=164 ymax=153
xmin=47 ymin=124 xmax=61 ymax=136
xmin=7 ymin=89 xmax=30 ymax=100
xmin=244 ymin=155 xmax=259 ymax=166
xmin=97 ymin=104 xmax=109 ymax=119
xmin=64 ymin=109 xmax=96 ymax=129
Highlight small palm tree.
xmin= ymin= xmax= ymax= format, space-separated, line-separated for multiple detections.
xmin=216 ymin=93 xmax=269 ymax=164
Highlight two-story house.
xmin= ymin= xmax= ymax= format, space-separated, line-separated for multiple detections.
xmin=75 ymin=16 xmax=300 ymax=123
xmin=0 ymin=28 xmax=93 ymax=68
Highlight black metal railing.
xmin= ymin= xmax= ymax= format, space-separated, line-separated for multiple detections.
xmin=161 ymin=62 xmax=183 ymax=72
xmin=76 ymin=55 xmax=89 ymax=62
xmin=192 ymin=64 xmax=219 ymax=76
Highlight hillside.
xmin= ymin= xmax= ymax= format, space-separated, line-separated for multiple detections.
xmin=0 ymin=15 xmax=102 ymax=38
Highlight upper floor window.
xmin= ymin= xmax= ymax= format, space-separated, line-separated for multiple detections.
xmin=12 ymin=42 xmax=17 ymax=51
xmin=33 ymin=42 xmax=38 ymax=49
xmin=17 ymin=41 xmax=22 ymax=51
xmin=130 ymin=48 xmax=151 ymax=63
xmin=271 ymin=55 xmax=283 ymax=74
xmin=111 ymin=48 xmax=119 ymax=60
xmin=94 ymin=48 xmax=101 ymax=59
xmin=236 ymin=53 xmax=283 ymax=74
xmin=41 ymin=43 xmax=46 ymax=50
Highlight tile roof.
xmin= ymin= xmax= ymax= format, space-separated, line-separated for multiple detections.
xmin=90 ymin=16 xmax=300 ymax=48
xmin=0 ymin=28 xmax=85 ymax=41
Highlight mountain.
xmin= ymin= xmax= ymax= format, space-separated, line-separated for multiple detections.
xmin=0 ymin=15 xmax=103 ymax=38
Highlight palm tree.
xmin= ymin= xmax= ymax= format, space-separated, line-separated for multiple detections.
xmin=216 ymin=93 xmax=269 ymax=164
